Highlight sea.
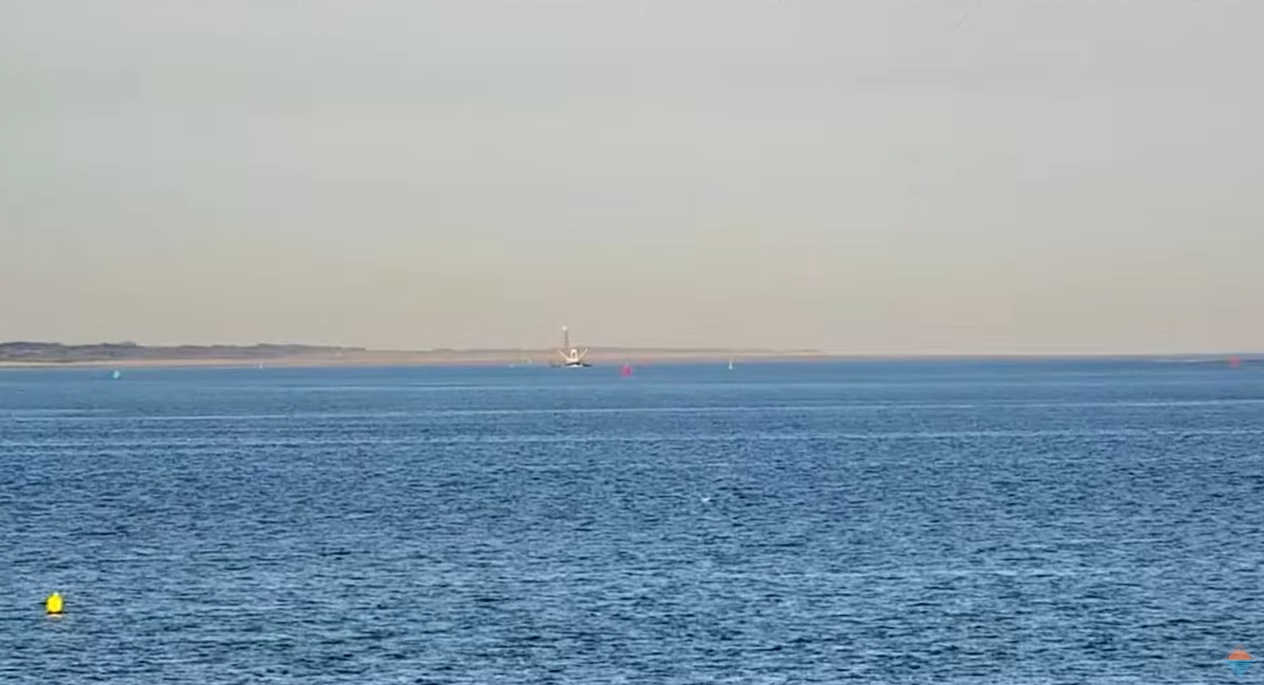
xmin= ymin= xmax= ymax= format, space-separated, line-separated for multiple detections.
xmin=1 ymin=359 xmax=1262 ymax=684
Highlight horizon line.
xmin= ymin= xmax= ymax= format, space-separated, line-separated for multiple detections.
xmin=0 ymin=339 xmax=1260 ymax=361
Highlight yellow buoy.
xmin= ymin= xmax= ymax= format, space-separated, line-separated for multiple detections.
xmin=45 ymin=592 xmax=63 ymax=615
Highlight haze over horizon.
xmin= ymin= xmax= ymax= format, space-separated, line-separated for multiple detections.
xmin=3 ymin=0 xmax=1261 ymax=355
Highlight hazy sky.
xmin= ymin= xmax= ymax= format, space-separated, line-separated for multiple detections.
xmin=2 ymin=0 xmax=1260 ymax=353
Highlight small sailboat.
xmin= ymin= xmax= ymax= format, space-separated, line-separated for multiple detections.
xmin=727 ymin=359 xmax=735 ymax=371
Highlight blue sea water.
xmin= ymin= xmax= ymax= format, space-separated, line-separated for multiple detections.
xmin=1 ymin=359 xmax=1263 ymax=684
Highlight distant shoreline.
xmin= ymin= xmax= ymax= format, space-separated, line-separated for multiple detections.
xmin=0 ymin=352 xmax=821 ymax=370
xmin=0 ymin=348 xmax=1255 ymax=370
xmin=0 ymin=342 xmax=823 ymax=369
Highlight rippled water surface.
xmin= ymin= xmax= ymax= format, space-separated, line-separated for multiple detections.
xmin=2 ymin=360 xmax=1263 ymax=683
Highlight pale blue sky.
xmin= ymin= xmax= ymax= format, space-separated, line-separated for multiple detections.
xmin=2 ymin=0 xmax=1260 ymax=353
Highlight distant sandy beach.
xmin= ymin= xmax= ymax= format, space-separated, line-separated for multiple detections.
xmin=0 ymin=349 xmax=830 ymax=370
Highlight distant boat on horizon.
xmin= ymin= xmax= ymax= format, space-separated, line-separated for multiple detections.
xmin=551 ymin=326 xmax=591 ymax=368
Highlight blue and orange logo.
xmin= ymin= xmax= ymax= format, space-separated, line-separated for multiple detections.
xmin=1224 ymin=645 xmax=1255 ymax=676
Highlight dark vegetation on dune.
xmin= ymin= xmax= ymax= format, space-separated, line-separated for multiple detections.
xmin=0 ymin=341 xmax=363 ymax=363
